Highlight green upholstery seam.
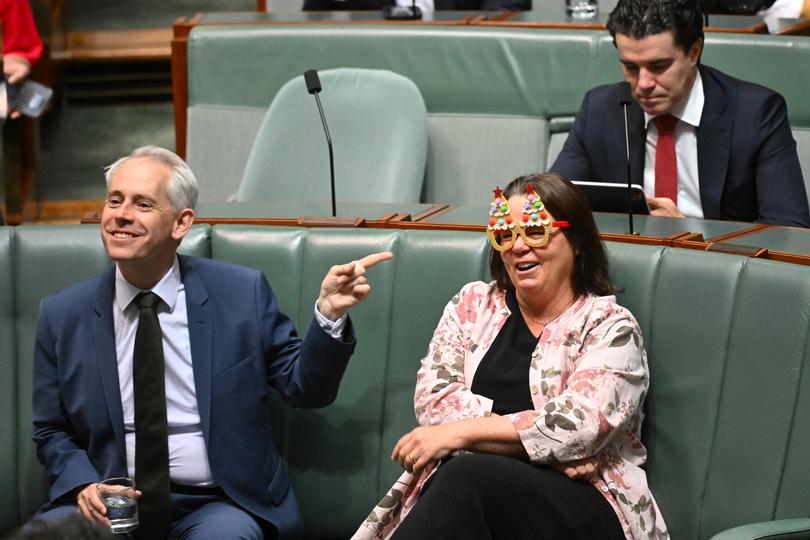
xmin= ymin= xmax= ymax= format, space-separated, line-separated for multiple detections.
xmin=373 ymin=231 xmax=401 ymax=501
xmin=770 ymin=278 xmax=810 ymax=520
xmin=584 ymin=33 xmax=600 ymax=97
xmin=640 ymin=247 xmax=665 ymax=373
xmin=11 ymin=227 xmax=22 ymax=525
xmin=294 ymin=229 xmax=307 ymax=345
xmin=5 ymin=228 xmax=19 ymax=526
xmin=479 ymin=240 xmax=490 ymax=283
xmin=696 ymin=256 xmax=749 ymax=539
xmin=287 ymin=229 xmax=307 ymax=465
xmin=751 ymin=528 xmax=810 ymax=540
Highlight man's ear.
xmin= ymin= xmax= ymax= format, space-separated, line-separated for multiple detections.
xmin=172 ymin=208 xmax=195 ymax=241
xmin=689 ymin=38 xmax=703 ymax=66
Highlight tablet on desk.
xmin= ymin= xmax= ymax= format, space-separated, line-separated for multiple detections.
xmin=573 ymin=181 xmax=650 ymax=215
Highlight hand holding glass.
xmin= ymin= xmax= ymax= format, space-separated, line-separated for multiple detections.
xmin=98 ymin=477 xmax=139 ymax=534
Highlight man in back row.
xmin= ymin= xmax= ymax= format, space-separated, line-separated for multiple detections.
xmin=31 ymin=146 xmax=393 ymax=539
xmin=552 ymin=0 xmax=810 ymax=227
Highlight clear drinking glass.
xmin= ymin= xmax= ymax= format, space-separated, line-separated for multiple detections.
xmin=98 ymin=477 xmax=139 ymax=534
xmin=565 ymin=0 xmax=598 ymax=17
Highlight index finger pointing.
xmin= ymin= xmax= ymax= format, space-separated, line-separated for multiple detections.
xmin=356 ymin=251 xmax=394 ymax=270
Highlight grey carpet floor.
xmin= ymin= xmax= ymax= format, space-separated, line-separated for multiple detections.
xmin=67 ymin=1 xmax=257 ymax=32
xmin=36 ymin=102 xmax=175 ymax=201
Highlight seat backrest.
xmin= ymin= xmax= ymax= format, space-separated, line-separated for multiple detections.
xmin=0 ymin=228 xmax=17 ymax=533
xmin=187 ymin=26 xmax=810 ymax=206
xmin=184 ymin=26 xmax=596 ymax=203
xmin=794 ymin=128 xmax=810 ymax=193
xmin=233 ymin=68 xmax=428 ymax=204
xmin=210 ymin=226 xmax=491 ymax=537
xmin=13 ymin=225 xmax=211 ymax=524
xmin=11 ymin=224 xmax=810 ymax=539
xmin=14 ymin=226 xmax=113 ymax=522
xmin=606 ymin=241 xmax=810 ymax=539
xmin=209 ymin=229 xmax=810 ymax=539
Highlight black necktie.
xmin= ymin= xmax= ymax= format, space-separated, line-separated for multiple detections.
xmin=132 ymin=291 xmax=171 ymax=538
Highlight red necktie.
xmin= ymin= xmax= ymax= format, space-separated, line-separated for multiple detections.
xmin=654 ymin=114 xmax=679 ymax=203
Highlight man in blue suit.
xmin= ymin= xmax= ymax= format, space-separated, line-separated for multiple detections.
xmin=551 ymin=0 xmax=810 ymax=227
xmin=30 ymin=146 xmax=393 ymax=539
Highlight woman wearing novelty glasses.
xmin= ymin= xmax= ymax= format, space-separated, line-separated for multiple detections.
xmin=355 ymin=173 xmax=668 ymax=540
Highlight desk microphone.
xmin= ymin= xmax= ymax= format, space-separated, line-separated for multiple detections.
xmin=617 ymin=81 xmax=636 ymax=235
xmin=304 ymin=69 xmax=337 ymax=218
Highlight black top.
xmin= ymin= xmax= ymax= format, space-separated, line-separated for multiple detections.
xmin=470 ymin=289 xmax=535 ymax=415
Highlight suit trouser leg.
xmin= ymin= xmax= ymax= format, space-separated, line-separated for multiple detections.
xmin=21 ymin=505 xmax=120 ymax=538
xmin=30 ymin=503 xmax=79 ymax=523
xmin=169 ymin=492 xmax=271 ymax=540
xmin=25 ymin=493 xmax=273 ymax=540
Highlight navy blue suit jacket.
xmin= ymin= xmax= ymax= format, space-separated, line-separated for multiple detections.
xmin=551 ymin=65 xmax=810 ymax=227
xmin=32 ymin=255 xmax=356 ymax=539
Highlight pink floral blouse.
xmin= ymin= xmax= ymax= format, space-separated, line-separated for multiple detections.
xmin=353 ymin=281 xmax=669 ymax=540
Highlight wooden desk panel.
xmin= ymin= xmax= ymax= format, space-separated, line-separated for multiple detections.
xmin=708 ymin=226 xmax=810 ymax=265
xmin=81 ymin=202 xmax=810 ymax=266
xmin=772 ymin=18 xmax=810 ymax=35
xmin=474 ymin=10 xmax=768 ymax=33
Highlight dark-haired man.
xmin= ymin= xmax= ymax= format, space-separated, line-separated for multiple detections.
xmin=551 ymin=0 xmax=810 ymax=227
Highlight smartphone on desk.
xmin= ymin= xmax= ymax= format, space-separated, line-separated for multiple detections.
xmin=5 ymin=75 xmax=53 ymax=118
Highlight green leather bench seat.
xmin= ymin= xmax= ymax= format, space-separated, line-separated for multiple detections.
xmin=210 ymin=227 xmax=492 ymax=536
xmin=3 ymin=224 xmax=810 ymax=539
xmin=0 ymin=228 xmax=17 ymax=530
xmin=183 ymin=25 xmax=810 ymax=204
xmin=10 ymin=225 xmax=212 ymax=524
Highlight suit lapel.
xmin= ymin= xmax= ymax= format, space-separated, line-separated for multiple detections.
xmin=697 ymin=66 xmax=732 ymax=220
xmin=180 ymin=256 xmax=213 ymax=438
xmin=92 ymin=268 xmax=127 ymax=467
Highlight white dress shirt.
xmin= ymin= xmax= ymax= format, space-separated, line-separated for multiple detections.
xmin=643 ymin=70 xmax=705 ymax=219
xmin=762 ymin=0 xmax=803 ymax=20
xmin=396 ymin=0 xmax=435 ymax=13
xmin=113 ymin=257 xmax=346 ymax=486
xmin=761 ymin=0 xmax=804 ymax=33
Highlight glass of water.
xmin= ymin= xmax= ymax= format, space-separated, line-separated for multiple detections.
xmin=565 ymin=0 xmax=598 ymax=17
xmin=98 ymin=477 xmax=138 ymax=534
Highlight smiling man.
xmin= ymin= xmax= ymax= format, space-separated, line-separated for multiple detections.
xmin=551 ymin=0 xmax=810 ymax=227
xmin=30 ymin=146 xmax=393 ymax=539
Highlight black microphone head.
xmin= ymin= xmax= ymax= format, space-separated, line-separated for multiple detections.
xmin=617 ymin=81 xmax=633 ymax=106
xmin=304 ymin=70 xmax=322 ymax=95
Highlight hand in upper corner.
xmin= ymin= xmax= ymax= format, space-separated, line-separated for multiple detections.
xmin=4 ymin=53 xmax=31 ymax=85
xmin=316 ymin=251 xmax=394 ymax=321
xmin=3 ymin=54 xmax=31 ymax=119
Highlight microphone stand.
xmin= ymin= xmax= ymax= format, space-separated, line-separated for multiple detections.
xmin=301 ymin=69 xmax=364 ymax=227
xmin=410 ymin=0 xmax=422 ymax=19
xmin=616 ymin=81 xmax=638 ymax=236
xmin=622 ymin=102 xmax=635 ymax=235
xmin=311 ymin=90 xmax=336 ymax=217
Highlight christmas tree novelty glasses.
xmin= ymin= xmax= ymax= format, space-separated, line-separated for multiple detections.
xmin=487 ymin=184 xmax=571 ymax=252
